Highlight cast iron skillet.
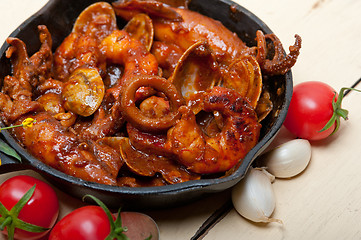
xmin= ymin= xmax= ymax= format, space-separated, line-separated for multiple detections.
xmin=0 ymin=0 xmax=292 ymax=210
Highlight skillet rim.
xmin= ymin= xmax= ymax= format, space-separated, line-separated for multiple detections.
xmin=0 ymin=0 xmax=292 ymax=204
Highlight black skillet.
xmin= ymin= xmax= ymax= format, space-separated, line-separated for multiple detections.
xmin=0 ymin=0 xmax=292 ymax=210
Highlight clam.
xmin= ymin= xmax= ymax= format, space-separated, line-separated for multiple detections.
xmin=96 ymin=137 xmax=124 ymax=152
xmin=124 ymin=13 xmax=154 ymax=51
xmin=255 ymin=90 xmax=273 ymax=122
xmin=62 ymin=68 xmax=105 ymax=117
xmin=73 ymin=2 xmax=117 ymax=40
xmin=36 ymin=92 xmax=65 ymax=115
xmin=169 ymin=41 xmax=222 ymax=103
xmin=222 ymin=55 xmax=262 ymax=109
xmin=94 ymin=137 xmax=124 ymax=178
xmin=119 ymin=137 xmax=156 ymax=177
xmin=119 ymin=137 xmax=200 ymax=184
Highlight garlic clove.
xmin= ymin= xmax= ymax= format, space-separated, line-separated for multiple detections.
xmin=232 ymin=167 xmax=281 ymax=223
xmin=257 ymin=167 xmax=276 ymax=183
xmin=259 ymin=139 xmax=311 ymax=178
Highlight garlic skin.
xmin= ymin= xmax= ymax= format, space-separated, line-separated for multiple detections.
xmin=259 ymin=139 xmax=311 ymax=178
xmin=232 ymin=167 xmax=280 ymax=223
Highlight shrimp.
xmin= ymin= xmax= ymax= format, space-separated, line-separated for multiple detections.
xmin=53 ymin=32 xmax=106 ymax=81
xmin=0 ymin=25 xmax=122 ymax=185
xmin=165 ymin=87 xmax=261 ymax=174
xmin=12 ymin=113 xmax=120 ymax=185
xmin=0 ymin=2 xmax=270 ymax=187
xmin=53 ymin=2 xmax=117 ymax=81
xmin=80 ymin=29 xmax=160 ymax=140
xmin=151 ymin=41 xmax=183 ymax=79
xmin=52 ymin=4 xmax=159 ymax=139
xmin=99 ymin=29 xmax=159 ymax=96
xmin=112 ymin=0 xmax=301 ymax=75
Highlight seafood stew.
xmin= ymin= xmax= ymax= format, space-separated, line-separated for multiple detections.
xmin=0 ymin=0 xmax=299 ymax=209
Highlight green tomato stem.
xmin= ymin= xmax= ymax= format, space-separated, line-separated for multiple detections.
xmin=83 ymin=195 xmax=153 ymax=240
xmin=10 ymin=186 xmax=36 ymax=217
xmin=319 ymin=87 xmax=361 ymax=134
xmin=0 ymin=216 xmax=12 ymax=230
xmin=83 ymin=195 xmax=130 ymax=240
xmin=0 ymin=185 xmax=49 ymax=240
xmin=114 ymin=227 xmax=127 ymax=234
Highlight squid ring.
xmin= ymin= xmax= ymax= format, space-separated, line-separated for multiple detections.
xmin=121 ymin=75 xmax=184 ymax=132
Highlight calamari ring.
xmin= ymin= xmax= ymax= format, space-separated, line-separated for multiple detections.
xmin=121 ymin=75 xmax=183 ymax=132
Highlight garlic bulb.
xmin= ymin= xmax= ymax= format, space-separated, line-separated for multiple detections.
xmin=259 ymin=139 xmax=311 ymax=178
xmin=232 ymin=167 xmax=281 ymax=223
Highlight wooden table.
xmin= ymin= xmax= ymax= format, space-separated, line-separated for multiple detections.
xmin=1 ymin=0 xmax=361 ymax=239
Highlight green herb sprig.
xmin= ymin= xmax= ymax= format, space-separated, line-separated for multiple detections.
xmin=0 ymin=118 xmax=36 ymax=164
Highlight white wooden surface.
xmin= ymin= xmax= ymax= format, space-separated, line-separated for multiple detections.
xmin=1 ymin=0 xmax=361 ymax=239
xmin=206 ymin=0 xmax=361 ymax=239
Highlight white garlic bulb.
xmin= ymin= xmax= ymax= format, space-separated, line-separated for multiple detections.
xmin=259 ymin=139 xmax=311 ymax=178
xmin=232 ymin=167 xmax=281 ymax=223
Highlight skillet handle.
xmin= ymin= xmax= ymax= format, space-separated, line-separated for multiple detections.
xmin=0 ymin=152 xmax=27 ymax=174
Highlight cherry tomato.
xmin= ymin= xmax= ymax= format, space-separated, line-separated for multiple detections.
xmin=48 ymin=205 xmax=114 ymax=240
xmin=0 ymin=175 xmax=59 ymax=240
xmin=283 ymin=81 xmax=338 ymax=140
xmin=49 ymin=195 xmax=156 ymax=240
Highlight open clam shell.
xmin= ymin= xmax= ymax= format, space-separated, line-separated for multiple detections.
xmin=124 ymin=13 xmax=154 ymax=51
xmin=119 ymin=137 xmax=200 ymax=184
xmin=169 ymin=41 xmax=222 ymax=103
xmin=222 ymin=55 xmax=262 ymax=109
xmin=255 ymin=89 xmax=273 ymax=122
xmin=73 ymin=2 xmax=117 ymax=40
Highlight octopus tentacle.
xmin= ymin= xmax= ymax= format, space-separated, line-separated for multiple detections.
xmin=0 ymin=26 xmax=53 ymax=124
xmin=256 ymin=30 xmax=302 ymax=75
